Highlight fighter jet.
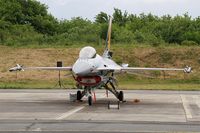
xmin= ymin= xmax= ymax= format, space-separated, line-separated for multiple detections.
xmin=9 ymin=17 xmax=192 ymax=105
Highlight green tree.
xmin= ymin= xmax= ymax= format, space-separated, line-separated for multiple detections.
xmin=0 ymin=0 xmax=58 ymax=35
xmin=113 ymin=8 xmax=128 ymax=26
xmin=95 ymin=12 xmax=108 ymax=23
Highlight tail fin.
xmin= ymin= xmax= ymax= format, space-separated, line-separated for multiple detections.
xmin=103 ymin=16 xmax=113 ymax=58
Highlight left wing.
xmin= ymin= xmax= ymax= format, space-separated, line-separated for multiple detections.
xmin=96 ymin=66 xmax=192 ymax=73
xmin=9 ymin=64 xmax=72 ymax=72
xmin=122 ymin=66 xmax=192 ymax=73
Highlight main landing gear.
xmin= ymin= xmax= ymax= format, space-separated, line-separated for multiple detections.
xmin=105 ymin=81 xmax=124 ymax=102
xmin=118 ymin=91 xmax=124 ymax=102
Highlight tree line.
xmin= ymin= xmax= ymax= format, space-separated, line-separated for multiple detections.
xmin=0 ymin=0 xmax=200 ymax=46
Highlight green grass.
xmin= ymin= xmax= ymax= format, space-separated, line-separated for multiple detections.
xmin=0 ymin=79 xmax=76 ymax=89
xmin=1 ymin=79 xmax=200 ymax=90
xmin=116 ymin=77 xmax=200 ymax=90
xmin=119 ymin=80 xmax=200 ymax=90
xmin=119 ymin=83 xmax=200 ymax=90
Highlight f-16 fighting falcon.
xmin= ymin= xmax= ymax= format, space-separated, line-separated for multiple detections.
xmin=9 ymin=17 xmax=192 ymax=106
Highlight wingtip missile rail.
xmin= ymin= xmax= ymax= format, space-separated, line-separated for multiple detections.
xmin=9 ymin=64 xmax=24 ymax=72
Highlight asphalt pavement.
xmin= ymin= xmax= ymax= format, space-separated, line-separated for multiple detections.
xmin=0 ymin=89 xmax=200 ymax=132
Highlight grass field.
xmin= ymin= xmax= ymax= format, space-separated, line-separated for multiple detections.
xmin=0 ymin=44 xmax=200 ymax=90
xmin=1 ymin=80 xmax=200 ymax=90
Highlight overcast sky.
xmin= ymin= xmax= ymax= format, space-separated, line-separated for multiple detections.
xmin=38 ymin=0 xmax=199 ymax=20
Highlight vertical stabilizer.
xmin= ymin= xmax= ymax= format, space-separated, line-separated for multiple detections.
xmin=103 ymin=16 xmax=113 ymax=58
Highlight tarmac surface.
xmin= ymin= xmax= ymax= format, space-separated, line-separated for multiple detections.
xmin=0 ymin=89 xmax=200 ymax=132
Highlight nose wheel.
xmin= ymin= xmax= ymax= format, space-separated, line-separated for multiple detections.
xmin=88 ymin=95 xmax=92 ymax=106
xmin=77 ymin=90 xmax=86 ymax=101
xmin=77 ymin=90 xmax=82 ymax=101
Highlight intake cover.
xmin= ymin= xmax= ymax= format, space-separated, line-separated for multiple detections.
xmin=76 ymin=76 xmax=101 ymax=86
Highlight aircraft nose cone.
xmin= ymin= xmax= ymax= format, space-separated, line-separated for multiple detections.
xmin=72 ymin=60 xmax=92 ymax=75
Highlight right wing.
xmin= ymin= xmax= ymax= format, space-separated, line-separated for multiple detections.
xmin=9 ymin=64 xmax=72 ymax=72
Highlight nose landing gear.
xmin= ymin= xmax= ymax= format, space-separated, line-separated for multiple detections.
xmin=87 ymin=89 xmax=93 ymax=106
xmin=76 ymin=88 xmax=93 ymax=106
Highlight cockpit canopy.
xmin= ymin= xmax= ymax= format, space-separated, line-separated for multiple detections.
xmin=79 ymin=46 xmax=96 ymax=59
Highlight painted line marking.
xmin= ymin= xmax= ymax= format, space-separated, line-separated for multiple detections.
xmin=31 ymin=128 xmax=42 ymax=131
xmin=55 ymin=92 xmax=106 ymax=120
xmin=193 ymin=95 xmax=200 ymax=108
xmin=98 ymin=93 xmax=107 ymax=99
xmin=55 ymin=106 xmax=85 ymax=120
xmin=180 ymin=95 xmax=192 ymax=119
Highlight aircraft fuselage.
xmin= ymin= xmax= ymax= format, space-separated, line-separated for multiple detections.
xmin=72 ymin=47 xmax=121 ymax=87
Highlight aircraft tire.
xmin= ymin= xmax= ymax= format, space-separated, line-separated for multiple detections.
xmin=88 ymin=96 xmax=92 ymax=106
xmin=77 ymin=90 xmax=82 ymax=100
xmin=118 ymin=91 xmax=124 ymax=101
